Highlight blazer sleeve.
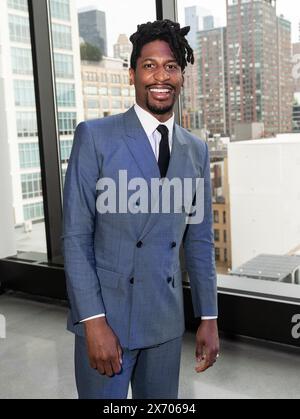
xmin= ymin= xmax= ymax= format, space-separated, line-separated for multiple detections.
xmin=62 ymin=121 xmax=105 ymax=324
xmin=182 ymin=142 xmax=218 ymax=318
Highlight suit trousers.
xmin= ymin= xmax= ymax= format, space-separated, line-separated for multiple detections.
xmin=75 ymin=334 xmax=183 ymax=399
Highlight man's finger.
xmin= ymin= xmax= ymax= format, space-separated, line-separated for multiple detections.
xmin=195 ymin=349 xmax=219 ymax=373
xmin=96 ymin=361 xmax=105 ymax=375
xmin=195 ymin=344 xmax=204 ymax=362
xmin=90 ymin=359 xmax=97 ymax=370
xmin=205 ymin=349 xmax=217 ymax=367
xmin=195 ymin=357 xmax=209 ymax=373
xmin=104 ymin=361 xmax=114 ymax=377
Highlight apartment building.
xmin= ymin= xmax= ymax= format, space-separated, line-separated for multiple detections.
xmin=81 ymin=56 xmax=135 ymax=120
xmin=0 ymin=0 xmax=83 ymax=225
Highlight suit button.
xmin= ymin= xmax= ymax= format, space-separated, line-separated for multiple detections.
xmin=167 ymin=277 xmax=172 ymax=284
xmin=171 ymin=241 xmax=177 ymax=248
xmin=130 ymin=277 xmax=134 ymax=284
xmin=136 ymin=241 xmax=143 ymax=248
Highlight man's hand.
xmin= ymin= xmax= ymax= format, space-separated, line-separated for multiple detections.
xmin=195 ymin=319 xmax=219 ymax=373
xmin=83 ymin=317 xmax=123 ymax=377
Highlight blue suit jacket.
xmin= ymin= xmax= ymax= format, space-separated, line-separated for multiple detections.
xmin=62 ymin=107 xmax=218 ymax=350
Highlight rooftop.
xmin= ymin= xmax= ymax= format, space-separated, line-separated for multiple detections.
xmin=230 ymin=133 xmax=300 ymax=145
xmin=230 ymin=253 xmax=300 ymax=282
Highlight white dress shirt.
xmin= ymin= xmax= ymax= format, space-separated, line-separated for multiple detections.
xmin=134 ymin=103 xmax=174 ymax=161
xmin=81 ymin=105 xmax=217 ymax=322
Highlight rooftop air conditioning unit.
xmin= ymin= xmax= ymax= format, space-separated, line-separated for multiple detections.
xmin=24 ymin=220 xmax=32 ymax=233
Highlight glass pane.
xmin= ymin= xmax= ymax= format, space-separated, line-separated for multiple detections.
xmin=177 ymin=1 xmax=300 ymax=298
xmin=48 ymin=0 xmax=156 ymax=184
xmin=0 ymin=0 xmax=47 ymax=257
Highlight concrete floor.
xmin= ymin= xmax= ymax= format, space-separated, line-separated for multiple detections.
xmin=0 ymin=292 xmax=300 ymax=399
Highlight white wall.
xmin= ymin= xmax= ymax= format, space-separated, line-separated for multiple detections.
xmin=228 ymin=136 xmax=300 ymax=268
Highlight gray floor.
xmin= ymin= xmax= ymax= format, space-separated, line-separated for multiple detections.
xmin=0 ymin=292 xmax=300 ymax=399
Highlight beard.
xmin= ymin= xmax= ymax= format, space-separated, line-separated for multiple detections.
xmin=146 ymin=97 xmax=175 ymax=115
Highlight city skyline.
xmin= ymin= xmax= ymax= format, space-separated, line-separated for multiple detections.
xmin=76 ymin=0 xmax=156 ymax=56
xmin=76 ymin=0 xmax=299 ymax=55
xmin=178 ymin=0 xmax=298 ymax=41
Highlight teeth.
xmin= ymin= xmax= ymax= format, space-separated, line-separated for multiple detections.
xmin=150 ymin=88 xmax=170 ymax=93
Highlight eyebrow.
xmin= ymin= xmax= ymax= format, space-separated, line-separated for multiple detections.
xmin=141 ymin=57 xmax=178 ymax=63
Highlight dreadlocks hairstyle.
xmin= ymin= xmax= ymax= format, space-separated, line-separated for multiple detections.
xmin=129 ymin=19 xmax=194 ymax=71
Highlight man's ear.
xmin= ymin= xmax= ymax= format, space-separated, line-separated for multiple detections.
xmin=129 ymin=68 xmax=135 ymax=86
xmin=181 ymin=73 xmax=185 ymax=88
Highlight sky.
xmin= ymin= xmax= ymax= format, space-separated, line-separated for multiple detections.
xmin=76 ymin=0 xmax=300 ymax=56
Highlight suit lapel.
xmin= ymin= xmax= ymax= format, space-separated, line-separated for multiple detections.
xmin=121 ymin=107 xmax=190 ymax=240
xmin=165 ymin=124 xmax=189 ymax=180
xmin=122 ymin=107 xmax=161 ymax=187
xmin=138 ymin=124 xmax=189 ymax=240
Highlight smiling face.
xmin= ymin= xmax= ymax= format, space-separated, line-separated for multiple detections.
xmin=129 ymin=39 xmax=184 ymax=122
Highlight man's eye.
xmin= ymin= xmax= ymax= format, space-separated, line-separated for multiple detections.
xmin=144 ymin=63 xmax=154 ymax=68
xmin=167 ymin=64 xmax=178 ymax=70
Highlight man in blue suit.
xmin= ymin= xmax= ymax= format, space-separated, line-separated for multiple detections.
xmin=63 ymin=19 xmax=219 ymax=399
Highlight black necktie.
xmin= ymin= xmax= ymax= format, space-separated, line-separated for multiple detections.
xmin=157 ymin=125 xmax=170 ymax=178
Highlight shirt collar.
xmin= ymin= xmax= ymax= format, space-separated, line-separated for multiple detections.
xmin=134 ymin=103 xmax=174 ymax=137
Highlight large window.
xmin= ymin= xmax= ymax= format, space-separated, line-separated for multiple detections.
xmin=49 ymin=0 xmax=156 ymax=186
xmin=19 ymin=143 xmax=40 ymax=168
xmin=177 ymin=0 xmax=299 ymax=298
xmin=1 ymin=0 xmax=46 ymax=256
xmin=54 ymin=53 xmax=74 ymax=78
xmin=1 ymin=0 xmax=299 ymax=347
xmin=14 ymin=80 xmax=35 ymax=106
xmin=7 ymin=0 xmax=28 ymax=12
xmin=11 ymin=47 xmax=33 ymax=75
xmin=8 ymin=14 xmax=30 ymax=43
xmin=16 ymin=112 xmax=38 ymax=137
xmin=49 ymin=0 xmax=70 ymax=21
xmin=21 ymin=172 xmax=43 ymax=200
xmin=58 ymin=112 xmax=76 ymax=136
xmin=52 ymin=23 xmax=72 ymax=50
xmin=56 ymin=83 xmax=76 ymax=106
xmin=23 ymin=202 xmax=44 ymax=221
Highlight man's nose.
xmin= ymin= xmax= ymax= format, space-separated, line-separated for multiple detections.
xmin=154 ymin=66 xmax=170 ymax=81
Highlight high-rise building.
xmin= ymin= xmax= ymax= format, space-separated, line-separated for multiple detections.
xmin=226 ymin=0 xmax=293 ymax=136
xmin=78 ymin=8 xmax=107 ymax=56
xmin=197 ymin=27 xmax=228 ymax=136
xmin=277 ymin=15 xmax=293 ymax=133
xmin=0 ymin=0 xmax=83 ymax=225
xmin=184 ymin=6 xmax=215 ymax=47
xmin=292 ymin=43 xmax=300 ymax=93
xmin=181 ymin=56 xmax=200 ymax=131
xmin=182 ymin=6 xmax=201 ymax=131
xmin=113 ymin=34 xmax=132 ymax=66
xmin=209 ymin=147 xmax=232 ymax=273
xmin=292 ymin=43 xmax=300 ymax=132
xmin=184 ymin=6 xmax=199 ymax=49
xmin=183 ymin=6 xmax=224 ymax=134
xmin=227 ymin=0 xmax=277 ymax=136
